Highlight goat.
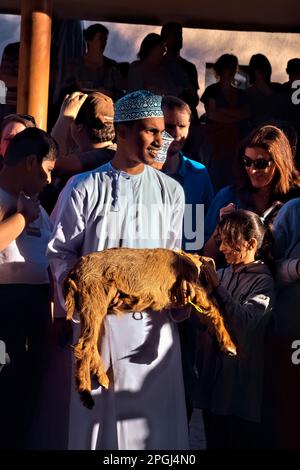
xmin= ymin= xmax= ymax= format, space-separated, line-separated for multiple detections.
xmin=63 ymin=247 xmax=236 ymax=407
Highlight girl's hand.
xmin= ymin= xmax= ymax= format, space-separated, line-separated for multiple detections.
xmin=200 ymin=258 xmax=220 ymax=290
xmin=219 ymin=203 xmax=236 ymax=220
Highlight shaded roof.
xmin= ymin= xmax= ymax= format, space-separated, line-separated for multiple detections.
xmin=0 ymin=0 xmax=299 ymax=33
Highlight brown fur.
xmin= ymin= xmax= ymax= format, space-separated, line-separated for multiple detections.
xmin=63 ymin=248 xmax=236 ymax=407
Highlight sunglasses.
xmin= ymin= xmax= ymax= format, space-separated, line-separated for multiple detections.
xmin=242 ymin=155 xmax=274 ymax=170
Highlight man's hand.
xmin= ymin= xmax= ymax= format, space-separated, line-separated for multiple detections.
xmin=60 ymin=91 xmax=88 ymax=120
xmin=108 ymin=292 xmax=124 ymax=311
xmin=172 ymin=279 xmax=196 ymax=306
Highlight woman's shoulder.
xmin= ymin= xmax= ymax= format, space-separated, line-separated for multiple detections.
xmin=213 ymin=185 xmax=237 ymax=203
xmin=206 ymin=185 xmax=239 ymax=218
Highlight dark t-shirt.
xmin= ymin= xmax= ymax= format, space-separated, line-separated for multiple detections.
xmin=201 ymin=82 xmax=248 ymax=109
xmin=77 ymin=145 xmax=116 ymax=172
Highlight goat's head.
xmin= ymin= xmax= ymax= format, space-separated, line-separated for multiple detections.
xmin=179 ymin=251 xmax=215 ymax=273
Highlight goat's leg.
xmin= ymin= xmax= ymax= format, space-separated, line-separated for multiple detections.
xmin=72 ymin=284 xmax=106 ymax=403
xmin=205 ymin=303 xmax=236 ymax=355
xmin=193 ymin=287 xmax=236 ymax=355
xmin=89 ymin=318 xmax=109 ymax=390
xmin=88 ymin=283 xmax=119 ymax=389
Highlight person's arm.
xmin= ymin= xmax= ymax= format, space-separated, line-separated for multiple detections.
xmin=272 ymin=201 xmax=296 ymax=259
xmin=203 ymin=227 xmax=221 ymax=259
xmin=212 ymin=278 xmax=274 ymax=343
xmin=272 ymin=200 xmax=300 ymax=285
xmin=0 ymin=192 xmax=39 ymax=251
xmin=47 ymin=181 xmax=86 ymax=317
xmin=203 ymin=200 xmax=236 ymax=258
xmin=201 ymin=260 xmax=274 ymax=346
xmin=0 ymin=213 xmax=26 ymax=251
xmin=51 ymin=92 xmax=88 ymax=158
xmin=276 ymin=258 xmax=300 ymax=284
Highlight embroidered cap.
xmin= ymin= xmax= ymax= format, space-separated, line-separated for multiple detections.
xmin=114 ymin=90 xmax=164 ymax=123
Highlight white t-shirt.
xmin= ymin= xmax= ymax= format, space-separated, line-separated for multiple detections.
xmin=0 ymin=187 xmax=53 ymax=284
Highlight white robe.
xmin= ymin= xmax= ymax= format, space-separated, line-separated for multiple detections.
xmin=45 ymin=163 xmax=189 ymax=450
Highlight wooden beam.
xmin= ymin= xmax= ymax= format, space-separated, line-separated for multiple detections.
xmin=17 ymin=0 xmax=53 ymax=130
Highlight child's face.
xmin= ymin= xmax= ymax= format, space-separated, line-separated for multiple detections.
xmin=219 ymin=235 xmax=252 ymax=266
xmin=23 ymin=157 xmax=55 ymax=197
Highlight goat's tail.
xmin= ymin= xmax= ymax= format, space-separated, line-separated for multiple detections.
xmin=64 ymin=277 xmax=78 ymax=321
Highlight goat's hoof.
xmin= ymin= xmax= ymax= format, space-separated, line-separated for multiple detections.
xmin=224 ymin=345 xmax=237 ymax=356
xmin=80 ymin=390 xmax=95 ymax=409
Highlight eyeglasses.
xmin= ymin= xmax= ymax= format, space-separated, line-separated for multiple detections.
xmin=2 ymin=113 xmax=36 ymax=126
xmin=242 ymin=155 xmax=274 ymax=170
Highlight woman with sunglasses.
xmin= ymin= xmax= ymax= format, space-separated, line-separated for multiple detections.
xmin=204 ymin=125 xmax=300 ymax=262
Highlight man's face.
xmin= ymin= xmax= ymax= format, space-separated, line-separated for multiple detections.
xmin=123 ymin=117 xmax=165 ymax=165
xmin=23 ymin=157 xmax=55 ymax=196
xmin=88 ymin=32 xmax=107 ymax=53
xmin=164 ymin=26 xmax=183 ymax=51
xmin=163 ymin=108 xmax=190 ymax=156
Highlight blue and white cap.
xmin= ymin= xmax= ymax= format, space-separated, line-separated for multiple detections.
xmin=154 ymin=131 xmax=174 ymax=164
xmin=114 ymin=90 xmax=164 ymax=123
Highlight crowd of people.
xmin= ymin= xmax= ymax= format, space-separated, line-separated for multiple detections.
xmin=0 ymin=22 xmax=300 ymax=451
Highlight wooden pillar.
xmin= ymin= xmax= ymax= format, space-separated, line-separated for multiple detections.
xmin=17 ymin=0 xmax=53 ymax=130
